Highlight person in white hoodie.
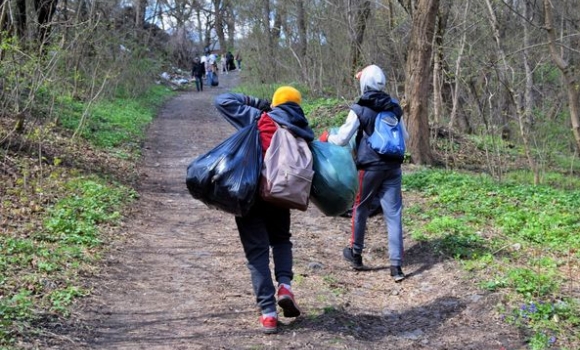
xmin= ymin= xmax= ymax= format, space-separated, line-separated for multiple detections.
xmin=220 ymin=53 xmax=228 ymax=74
xmin=319 ymin=64 xmax=408 ymax=282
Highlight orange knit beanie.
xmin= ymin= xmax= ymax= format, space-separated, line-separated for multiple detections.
xmin=271 ymin=86 xmax=302 ymax=107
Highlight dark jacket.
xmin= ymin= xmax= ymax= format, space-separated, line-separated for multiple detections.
xmin=352 ymin=91 xmax=404 ymax=169
xmin=191 ymin=60 xmax=205 ymax=78
xmin=214 ymin=93 xmax=314 ymax=141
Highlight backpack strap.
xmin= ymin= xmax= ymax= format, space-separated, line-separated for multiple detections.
xmin=351 ymin=103 xmax=375 ymax=148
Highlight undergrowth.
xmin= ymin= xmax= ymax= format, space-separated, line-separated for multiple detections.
xmin=0 ymin=83 xmax=174 ymax=347
xmin=404 ymin=169 xmax=580 ymax=349
xmin=0 ymin=176 xmax=136 ymax=346
xmin=55 ymin=85 xmax=170 ymax=151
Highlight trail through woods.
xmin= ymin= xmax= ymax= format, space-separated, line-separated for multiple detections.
xmin=51 ymin=72 xmax=526 ymax=350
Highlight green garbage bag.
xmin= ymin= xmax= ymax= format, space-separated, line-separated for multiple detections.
xmin=329 ymin=127 xmax=357 ymax=155
xmin=309 ymin=141 xmax=358 ymax=216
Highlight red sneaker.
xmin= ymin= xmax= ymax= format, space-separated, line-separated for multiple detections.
xmin=259 ymin=315 xmax=278 ymax=334
xmin=277 ymin=285 xmax=301 ymax=318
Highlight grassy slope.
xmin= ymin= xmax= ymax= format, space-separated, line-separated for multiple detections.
xmin=0 ymin=83 xmax=177 ymax=348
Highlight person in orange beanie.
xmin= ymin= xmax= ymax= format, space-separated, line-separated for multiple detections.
xmin=214 ymin=86 xmax=314 ymax=334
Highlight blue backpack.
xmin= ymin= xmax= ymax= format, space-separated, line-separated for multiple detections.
xmin=366 ymin=111 xmax=405 ymax=157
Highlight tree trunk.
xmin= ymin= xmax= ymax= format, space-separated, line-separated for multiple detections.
xmin=348 ymin=0 xmax=371 ymax=75
xmin=213 ymin=0 xmax=226 ymax=54
xmin=398 ymin=0 xmax=415 ymax=16
xmin=263 ymin=0 xmax=276 ymax=81
xmin=484 ymin=0 xmax=538 ymax=182
xmin=448 ymin=1 xmax=468 ymax=132
xmin=432 ymin=4 xmax=449 ymax=126
xmin=272 ymin=2 xmax=285 ymax=41
xmin=388 ymin=0 xmax=394 ymax=29
xmin=196 ymin=8 xmax=203 ymax=50
xmin=297 ymin=0 xmax=307 ymax=59
xmin=35 ymin=0 xmax=59 ymax=45
xmin=134 ymin=0 xmax=147 ymax=29
xmin=404 ymin=0 xmax=439 ymax=165
xmin=0 ymin=0 xmax=10 ymax=50
xmin=482 ymin=0 xmax=513 ymax=181
xmin=0 ymin=0 xmax=7 ymax=36
xmin=521 ymin=1 xmax=539 ymax=184
xmin=15 ymin=0 xmax=26 ymax=39
xmin=225 ymin=4 xmax=235 ymax=50
xmin=204 ymin=18 xmax=212 ymax=51
xmin=543 ymin=0 xmax=580 ymax=152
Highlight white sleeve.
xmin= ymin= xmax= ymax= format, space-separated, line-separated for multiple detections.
xmin=327 ymin=110 xmax=360 ymax=146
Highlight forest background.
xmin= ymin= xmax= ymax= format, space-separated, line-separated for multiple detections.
xmin=0 ymin=0 xmax=579 ymax=349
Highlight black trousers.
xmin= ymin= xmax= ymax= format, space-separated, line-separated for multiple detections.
xmin=235 ymin=199 xmax=293 ymax=313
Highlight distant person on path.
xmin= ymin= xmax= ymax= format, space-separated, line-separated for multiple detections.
xmin=200 ymin=53 xmax=208 ymax=73
xmin=226 ymin=51 xmax=235 ymax=71
xmin=319 ymin=64 xmax=408 ymax=282
xmin=220 ymin=53 xmax=228 ymax=75
xmin=206 ymin=56 xmax=216 ymax=87
xmin=190 ymin=56 xmax=205 ymax=92
xmin=235 ymin=52 xmax=242 ymax=70
xmin=214 ymin=86 xmax=314 ymax=334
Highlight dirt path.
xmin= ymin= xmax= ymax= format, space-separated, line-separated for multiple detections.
xmin=59 ymin=72 xmax=526 ymax=350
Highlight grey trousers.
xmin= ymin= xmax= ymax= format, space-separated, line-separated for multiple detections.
xmin=351 ymin=167 xmax=404 ymax=266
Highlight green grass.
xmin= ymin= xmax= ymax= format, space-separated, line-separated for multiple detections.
xmin=55 ymin=84 xmax=174 ymax=150
xmin=303 ymin=98 xmax=350 ymax=132
xmin=504 ymin=299 xmax=580 ymax=350
xmin=0 ymin=176 xmax=135 ymax=346
xmin=233 ymin=82 xmax=310 ymax=101
xmin=1 ymin=82 xmax=165 ymax=347
xmin=504 ymin=169 xmax=580 ymax=190
xmin=42 ymin=178 xmax=134 ymax=246
xmin=406 ymin=170 xmax=580 ymax=249
xmin=404 ymin=169 xmax=580 ymax=349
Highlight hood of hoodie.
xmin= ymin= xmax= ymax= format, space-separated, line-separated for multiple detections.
xmin=359 ymin=65 xmax=386 ymax=95
xmin=267 ymin=102 xmax=314 ymax=141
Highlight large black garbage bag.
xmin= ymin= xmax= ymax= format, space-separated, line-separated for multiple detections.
xmin=186 ymin=122 xmax=262 ymax=216
xmin=309 ymin=141 xmax=359 ymax=216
